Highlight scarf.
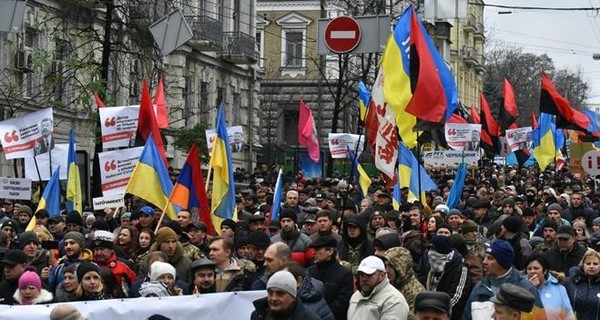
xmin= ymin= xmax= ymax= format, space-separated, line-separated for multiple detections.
xmin=427 ymin=250 xmax=453 ymax=291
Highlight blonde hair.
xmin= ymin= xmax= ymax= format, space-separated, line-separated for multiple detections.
xmin=578 ymin=249 xmax=600 ymax=269
xmin=33 ymin=225 xmax=53 ymax=241
xmin=74 ymin=271 xmax=104 ymax=299
xmin=572 ymin=221 xmax=591 ymax=239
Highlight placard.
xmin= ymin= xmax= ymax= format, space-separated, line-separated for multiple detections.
xmin=97 ymin=147 xmax=143 ymax=195
xmin=205 ymin=126 xmax=244 ymax=154
xmin=93 ymin=194 xmax=125 ymax=210
xmin=328 ymin=133 xmax=365 ymax=158
xmin=0 ymin=177 xmax=31 ymax=200
xmin=0 ymin=108 xmax=54 ymax=159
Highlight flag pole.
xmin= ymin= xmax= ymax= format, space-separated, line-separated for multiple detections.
xmin=416 ymin=132 xmax=422 ymax=201
xmin=155 ymin=194 xmax=173 ymax=234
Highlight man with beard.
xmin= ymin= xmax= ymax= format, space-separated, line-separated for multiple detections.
xmin=336 ymin=180 xmax=356 ymax=212
xmin=462 ymin=240 xmax=542 ymax=320
xmin=532 ymin=220 xmax=558 ymax=255
xmin=270 ymin=209 xmax=311 ymax=264
xmin=15 ymin=205 xmax=33 ymax=233
xmin=307 ymin=236 xmax=353 ymax=320
xmin=48 ymin=231 xmax=93 ymax=290
xmin=189 ymin=258 xmax=217 ymax=294
xmin=347 ymin=255 xmax=409 ymax=320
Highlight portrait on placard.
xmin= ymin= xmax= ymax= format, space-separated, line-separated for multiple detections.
xmin=33 ymin=117 xmax=55 ymax=156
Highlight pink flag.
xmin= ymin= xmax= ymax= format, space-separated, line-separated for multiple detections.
xmin=298 ymin=100 xmax=320 ymax=163
xmin=153 ymin=76 xmax=169 ymax=129
xmin=93 ymin=92 xmax=105 ymax=108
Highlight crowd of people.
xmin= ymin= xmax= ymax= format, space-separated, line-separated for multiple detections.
xmin=0 ymin=162 xmax=599 ymax=320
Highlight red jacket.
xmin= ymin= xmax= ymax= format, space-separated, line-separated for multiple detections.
xmin=95 ymin=252 xmax=137 ymax=287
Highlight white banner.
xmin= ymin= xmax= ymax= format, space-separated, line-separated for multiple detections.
xmin=24 ymin=144 xmax=69 ymax=181
xmin=0 ymin=291 xmax=266 ymax=320
xmin=505 ymin=126 xmax=532 ymax=152
xmin=423 ymin=150 xmax=479 ymax=167
xmin=205 ymin=125 xmax=244 ymax=154
xmin=328 ymin=133 xmax=365 ymax=158
xmin=370 ymin=70 xmax=398 ymax=180
xmin=99 ymin=105 xmax=139 ymax=150
xmin=0 ymin=108 xmax=54 ymax=159
xmin=93 ymin=194 xmax=125 ymax=210
xmin=97 ymin=147 xmax=143 ymax=195
xmin=0 ymin=177 xmax=32 ymax=200
xmin=445 ymin=123 xmax=481 ymax=151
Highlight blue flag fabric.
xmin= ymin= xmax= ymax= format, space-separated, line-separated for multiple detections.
xmin=446 ymin=163 xmax=466 ymax=209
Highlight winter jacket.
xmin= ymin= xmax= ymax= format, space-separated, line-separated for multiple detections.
xmin=128 ymin=276 xmax=190 ymax=298
xmin=462 ymin=267 xmax=543 ymax=320
xmin=506 ymin=232 xmax=532 ymax=270
xmin=48 ymin=248 xmax=93 ymax=290
xmin=564 ymin=267 xmax=600 ymax=320
xmin=338 ymin=215 xmax=373 ymax=273
xmin=307 ymin=258 xmax=353 ymax=320
xmin=543 ymin=243 xmax=587 ymax=275
xmin=214 ymin=258 xmax=256 ymax=292
xmin=537 ymin=273 xmax=575 ymax=320
xmin=138 ymin=242 xmax=193 ymax=283
xmin=28 ymin=249 xmax=52 ymax=276
xmin=347 ymin=277 xmax=410 ymax=320
xmin=94 ymin=252 xmax=137 ymax=289
xmin=12 ymin=288 xmax=53 ymax=305
xmin=271 ymin=229 xmax=312 ymax=253
xmin=383 ymin=246 xmax=425 ymax=320
xmin=0 ymin=278 xmax=18 ymax=305
xmin=297 ymin=277 xmax=334 ymax=320
xmin=426 ymin=252 xmax=473 ymax=320
xmin=251 ymin=297 xmax=321 ymax=320
xmin=53 ymin=282 xmax=77 ymax=302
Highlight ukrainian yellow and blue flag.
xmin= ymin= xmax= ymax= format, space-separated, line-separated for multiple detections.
xmin=210 ymin=104 xmax=237 ymax=230
xmin=357 ymin=80 xmax=371 ymax=122
xmin=347 ymin=147 xmax=371 ymax=201
xmin=532 ymin=113 xmax=561 ymax=170
xmin=66 ymin=129 xmax=82 ymax=214
xmin=398 ymin=142 xmax=437 ymax=203
xmin=27 ymin=166 xmax=61 ymax=231
xmin=125 ymin=133 xmax=177 ymax=219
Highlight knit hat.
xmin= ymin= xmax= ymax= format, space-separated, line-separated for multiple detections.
xmin=18 ymin=270 xmax=41 ymax=290
xmin=571 ymin=210 xmax=586 ymax=221
xmin=486 ymin=240 xmax=514 ymax=269
xmin=65 ymin=212 xmax=84 ymax=226
xmin=434 ymin=204 xmax=450 ymax=216
xmin=541 ymin=219 xmax=559 ymax=231
xmin=49 ymin=304 xmax=86 ymax=320
xmin=278 ymin=208 xmax=298 ymax=224
xmin=502 ymin=198 xmax=515 ymax=207
xmin=547 ymin=203 xmax=563 ymax=213
xmin=91 ymin=219 xmax=109 ymax=231
xmin=150 ymin=261 xmax=176 ymax=281
xmin=18 ymin=231 xmax=40 ymax=249
xmin=502 ymin=216 xmax=523 ymax=233
xmin=155 ymin=227 xmax=178 ymax=247
xmin=121 ymin=212 xmax=132 ymax=221
xmin=522 ymin=207 xmax=535 ymax=217
xmin=76 ymin=262 xmax=100 ymax=282
xmin=593 ymin=217 xmax=600 ymax=226
xmin=64 ymin=231 xmax=86 ymax=249
xmin=220 ymin=219 xmax=237 ymax=231
xmin=267 ymin=271 xmax=297 ymax=298
xmin=18 ymin=205 xmax=33 ymax=217
xmin=461 ymin=220 xmax=478 ymax=234
xmin=93 ymin=230 xmax=115 ymax=249
xmin=247 ymin=231 xmax=271 ymax=249
xmin=447 ymin=209 xmax=461 ymax=217
xmin=430 ymin=236 xmax=453 ymax=254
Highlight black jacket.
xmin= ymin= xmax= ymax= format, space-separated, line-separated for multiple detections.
xmin=307 ymin=258 xmax=353 ymax=320
xmin=251 ymin=297 xmax=321 ymax=320
xmin=564 ymin=267 xmax=600 ymax=320
xmin=0 ymin=279 xmax=18 ymax=305
xmin=543 ymin=243 xmax=587 ymax=275
xmin=427 ymin=253 xmax=473 ymax=320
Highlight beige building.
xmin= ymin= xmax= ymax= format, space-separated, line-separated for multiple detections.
xmin=0 ymin=0 xmax=261 ymax=204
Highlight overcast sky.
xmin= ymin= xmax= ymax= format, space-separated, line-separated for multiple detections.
xmin=484 ymin=0 xmax=600 ymax=104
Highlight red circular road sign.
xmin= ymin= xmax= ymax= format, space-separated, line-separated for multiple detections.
xmin=324 ymin=16 xmax=361 ymax=54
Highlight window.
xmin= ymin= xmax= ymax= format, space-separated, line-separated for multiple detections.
xmin=232 ymin=92 xmax=241 ymax=125
xmin=129 ymin=60 xmax=140 ymax=104
xmin=284 ymin=31 xmax=303 ymax=68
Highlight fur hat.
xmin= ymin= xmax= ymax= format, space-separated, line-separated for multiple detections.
xmin=150 ymin=261 xmax=176 ymax=281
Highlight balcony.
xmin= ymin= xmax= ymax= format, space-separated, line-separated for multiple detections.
xmin=186 ymin=15 xmax=223 ymax=52
xmin=474 ymin=54 xmax=486 ymax=72
xmin=474 ymin=22 xmax=485 ymax=41
xmin=220 ymin=31 xmax=258 ymax=65
xmin=463 ymin=15 xmax=476 ymax=33
xmin=463 ymin=47 xmax=478 ymax=66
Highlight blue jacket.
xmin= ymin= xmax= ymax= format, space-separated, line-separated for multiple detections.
xmin=538 ymin=273 xmax=574 ymax=320
xmin=462 ymin=267 xmax=543 ymax=320
xmin=297 ymin=277 xmax=334 ymax=320
xmin=564 ymin=267 xmax=600 ymax=320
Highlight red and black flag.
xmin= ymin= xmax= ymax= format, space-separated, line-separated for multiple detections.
xmin=480 ymin=92 xmax=501 ymax=156
xmin=540 ymin=70 xmax=590 ymax=132
xmin=499 ymin=78 xmax=518 ymax=131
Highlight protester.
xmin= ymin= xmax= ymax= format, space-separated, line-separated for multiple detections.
xmin=13 ymin=269 xmax=53 ymax=305
xmin=490 ymin=283 xmax=536 ymax=320
xmin=524 ymin=254 xmax=574 ymax=319
xmin=280 ymin=261 xmax=334 ymax=320
xmin=189 ymin=258 xmax=216 ymax=294
xmin=74 ymin=262 xmax=112 ymax=301
xmin=414 ymin=291 xmax=452 ymax=320
xmin=381 ymin=247 xmax=425 ymax=319
xmin=0 ymin=249 xmax=28 ymax=304
xmin=564 ymin=250 xmax=600 ymax=320
xmin=54 ymin=263 xmax=79 ymax=302
xmin=49 ymin=303 xmax=86 ymax=320
xmin=251 ymin=270 xmax=321 ymax=320
xmin=347 ymin=255 xmax=409 ymax=320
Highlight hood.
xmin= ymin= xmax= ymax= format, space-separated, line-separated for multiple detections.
xmin=373 ymin=233 xmax=401 ymax=250
xmin=13 ymin=289 xmax=53 ymax=305
xmin=383 ymin=246 xmax=416 ymax=287
xmin=342 ymin=215 xmax=367 ymax=241
xmin=298 ymin=277 xmax=324 ymax=302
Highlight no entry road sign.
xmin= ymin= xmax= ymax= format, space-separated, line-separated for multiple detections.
xmin=324 ymin=16 xmax=361 ymax=54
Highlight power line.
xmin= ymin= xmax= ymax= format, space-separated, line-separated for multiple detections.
xmin=472 ymin=2 xmax=598 ymax=11
xmin=492 ymin=28 xmax=600 ymax=50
